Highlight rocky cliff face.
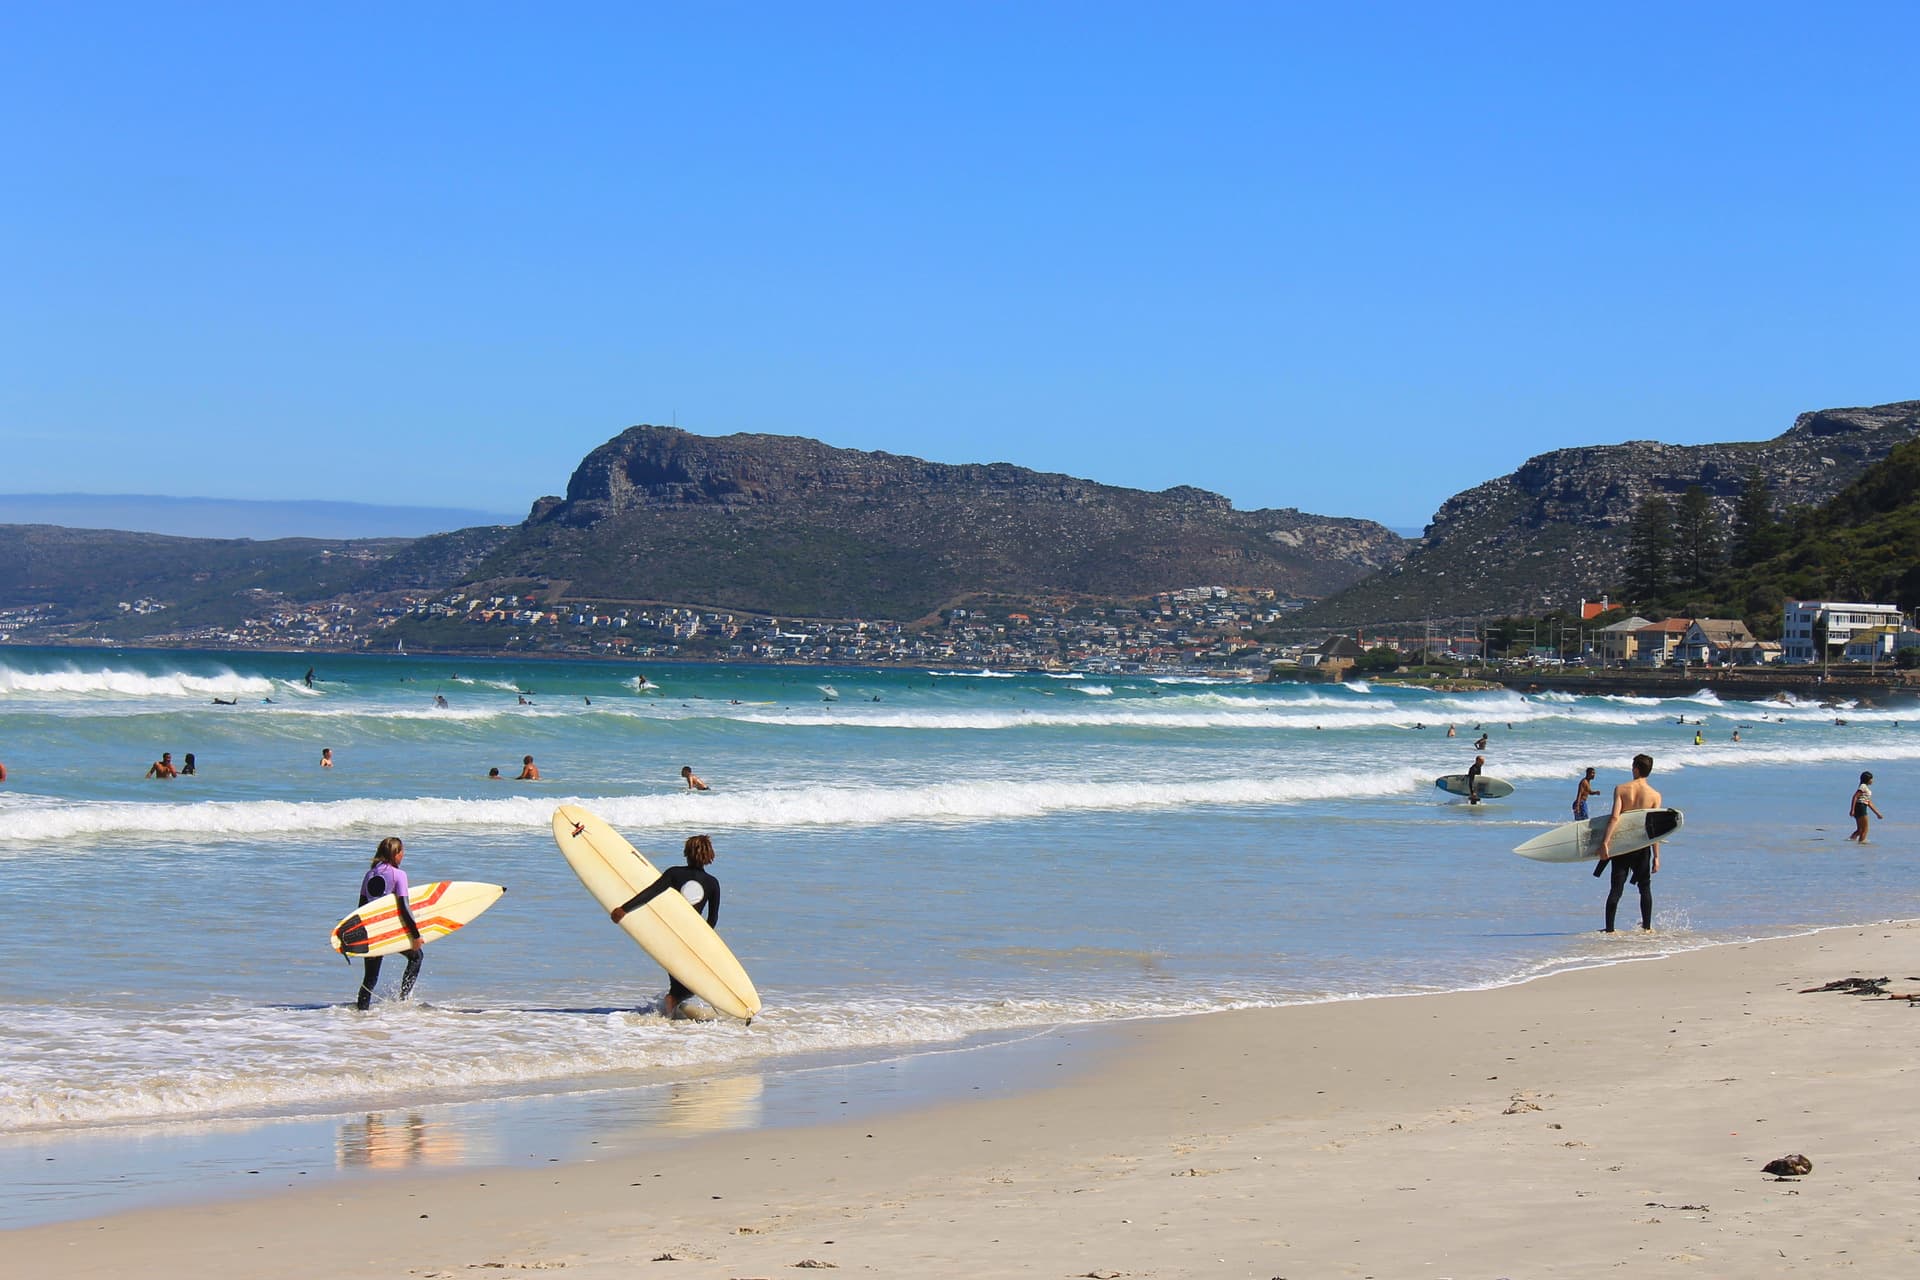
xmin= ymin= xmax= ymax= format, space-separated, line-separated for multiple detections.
xmin=1297 ymin=400 xmax=1920 ymax=626
xmin=467 ymin=427 xmax=1409 ymax=618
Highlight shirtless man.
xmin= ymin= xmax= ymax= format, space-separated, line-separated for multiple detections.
xmin=1595 ymin=753 xmax=1662 ymax=932
xmin=680 ymin=765 xmax=709 ymax=791
xmin=516 ymin=755 xmax=541 ymax=781
xmin=146 ymin=751 xmax=178 ymax=779
xmin=1572 ymin=767 xmax=1597 ymax=820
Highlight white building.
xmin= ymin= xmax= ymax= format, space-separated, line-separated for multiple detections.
xmin=1781 ymin=601 xmax=1908 ymax=664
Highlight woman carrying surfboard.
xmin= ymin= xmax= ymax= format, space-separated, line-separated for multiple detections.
xmin=355 ymin=837 xmax=423 ymax=1011
xmin=611 ymin=834 xmax=722 ymax=1018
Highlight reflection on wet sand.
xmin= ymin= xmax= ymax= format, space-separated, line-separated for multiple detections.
xmin=660 ymin=1074 xmax=765 ymax=1134
xmin=336 ymin=1113 xmax=465 ymax=1170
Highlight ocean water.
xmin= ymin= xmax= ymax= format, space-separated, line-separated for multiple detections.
xmin=1 ymin=646 xmax=1914 ymax=1220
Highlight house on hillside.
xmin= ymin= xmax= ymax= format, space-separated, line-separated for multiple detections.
xmin=1632 ymin=618 xmax=1694 ymax=666
xmin=1593 ymin=616 xmax=1653 ymax=666
xmin=1678 ymin=618 xmax=1756 ymax=666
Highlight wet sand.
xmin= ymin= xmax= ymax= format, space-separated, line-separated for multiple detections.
xmin=14 ymin=923 xmax=1920 ymax=1277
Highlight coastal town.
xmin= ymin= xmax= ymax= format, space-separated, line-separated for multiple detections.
xmin=6 ymin=584 xmax=1916 ymax=686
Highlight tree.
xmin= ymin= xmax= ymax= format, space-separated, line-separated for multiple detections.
xmin=1624 ymin=493 xmax=1675 ymax=600
xmin=1354 ymin=644 xmax=1404 ymax=673
xmin=1731 ymin=470 xmax=1781 ymax=567
xmin=1672 ymin=486 xmax=1723 ymax=588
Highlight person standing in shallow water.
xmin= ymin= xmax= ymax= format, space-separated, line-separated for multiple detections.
xmin=1572 ymin=767 xmax=1596 ymax=820
xmin=1596 ymin=753 xmax=1662 ymax=933
xmin=610 ymin=834 xmax=723 ymax=1018
xmin=1847 ymin=771 xmax=1884 ymax=843
xmin=355 ymin=836 xmax=423 ymax=1011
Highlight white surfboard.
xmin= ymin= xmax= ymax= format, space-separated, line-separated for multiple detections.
xmin=1436 ymin=773 xmax=1516 ymax=799
xmin=330 ymin=881 xmax=505 ymax=957
xmin=551 ymin=805 xmax=760 ymax=1021
xmin=1513 ymin=808 xmax=1684 ymax=863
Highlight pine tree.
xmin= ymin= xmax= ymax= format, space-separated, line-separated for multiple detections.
xmin=1673 ymin=485 xmax=1722 ymax=587
xmin=1731 ymin=470 xmax=1780 ymax=567
xmin=1624 ymin=492 xmax=1674 ymax=600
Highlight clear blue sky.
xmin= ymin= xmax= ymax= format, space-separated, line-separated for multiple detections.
xmin=3 ymin=3 xmax=1915 ymax=529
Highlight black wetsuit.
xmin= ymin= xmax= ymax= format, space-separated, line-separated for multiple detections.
xmin=1465 ymin=759 xmax=1484 ymax=803
xmin=356 ymin=862 xmax=422 ymax=1011
xmin=1602 ymin=847 xmax=1654 ymax=931
xmin=617 ymin=863 xmax=721 ymax=1005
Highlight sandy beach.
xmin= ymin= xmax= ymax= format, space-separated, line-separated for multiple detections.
xmin=14 ymin=923 xmax=1920 ymax=1278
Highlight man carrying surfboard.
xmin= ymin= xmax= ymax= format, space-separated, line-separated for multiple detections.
xmin=1595 ymin=753 xmax=1662 ymax=933
xmin=1466 ymin=755 xmax=1485 ymax=804
xmin=610 ymin=834 xmax=722 ymax=1018
xmin=355 ymin=837 xmax=424 ymax=1010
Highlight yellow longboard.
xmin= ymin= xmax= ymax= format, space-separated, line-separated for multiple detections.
xmin=551 ymin=805 xmax=761 ymax=1021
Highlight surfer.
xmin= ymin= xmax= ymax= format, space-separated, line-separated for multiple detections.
xmin=304 ymin=667 xmax=315 ymax=688
xmin=355 ymin=836 xmax=423 ymax=1011
xmin=680 ymin=765 xmax=709 ymax=792
xmin=1847 ymin=771 xmax=1884 ymax=843
xmin=1465 ymin=755 xmax=1486 ymax=805
xmin=145 ymin=752 xmax=178 ymax=780
xmin=516 ymin=755 xmax=540 ymax=780
xmin=1595 ymin=753 xmax=1662 ymax=933
xmin=1473 ymin=733 xmax=1489 ymax=751
xmin=1693 ymin=729 xmax=1703 ymax=745
xmin=321 ymin=748 xmax=334 ymax=769
xmin=1572 ymin=767 xmax=1596 ymax=820
xmin=1446 ymin=724 xmax=1456 ymax=738
xmin=610 ymin=834 xmax=723 ymax=1018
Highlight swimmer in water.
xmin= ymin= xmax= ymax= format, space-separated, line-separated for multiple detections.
xmin=681 ymin=765 xmax=709 ymax=792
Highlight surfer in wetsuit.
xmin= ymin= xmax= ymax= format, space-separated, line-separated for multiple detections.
xmin=1595 ymin=753 xmax=1662 ymax=933
xmin=355 ymin=836 xmax=423 ymax=1011
xmin=1465 ymin=755 xmax=1486 ymax=805
xmin=610 ymin=834 xmax=722 ymax=1018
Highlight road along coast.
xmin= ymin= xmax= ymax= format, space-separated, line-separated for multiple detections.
xmin=14 ymin=923 xmax=1920 ymax=1278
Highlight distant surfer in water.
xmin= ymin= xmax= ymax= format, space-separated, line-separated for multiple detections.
xmin=1847 ymin=771 xmax=1884 ymax=843
xmin=611 ymin=834 xmax=723 ymax=1018
xmin=355 ymin=836 xmax=423 ymax=1011
xmin=681 ymin=765 xmax=709 ymax=791
xmin=304 ymin=668 xmax=315 ymax=688
xmin=321 ymin=748 xmax=333 ymax=769
xmin=516 ymin=755 xmax=540 ymax=780
xmin=1572 ymin=767 xmax=1596 ymax=820
xmin=1595 ymin=753 xmax=1661 ymax=933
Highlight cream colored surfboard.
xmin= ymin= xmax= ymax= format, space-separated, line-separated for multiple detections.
xmin=551 ymin=804 xmax=761 ymax=1021
xmin=330 ymin=880 xmax=506 ymax=957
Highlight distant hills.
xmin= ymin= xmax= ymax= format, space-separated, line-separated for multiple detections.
xmin=0 ymin=494 xmax=517 ymax=541
xmin=1294 ymin=400 xmax=1920 ymax=627
xmin=442 ymin=426 xmax=1410 ymax=619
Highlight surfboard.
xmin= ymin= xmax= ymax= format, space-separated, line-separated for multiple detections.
xmin=1512 ymin=808 xmax=1684 ymax=863
xmin=551 ymin=804 xmax=761 ymax=1022
xmin=330 ymin=881 xmax=505 ymax=957
xmin=1435 ymin=774 xmax=1515 ymax=799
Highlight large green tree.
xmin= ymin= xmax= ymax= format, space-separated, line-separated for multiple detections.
xmin=1624 ymin=492 xmax=1675 ymax=600
xmin=1672 ymin=485 xmax=1723 ymax=588
xmin=1731 ymin=469 xmax=1781 ymax=567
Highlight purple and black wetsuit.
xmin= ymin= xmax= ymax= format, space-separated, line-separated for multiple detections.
xmin=356 ymin=861 xmax=422 ymax=1011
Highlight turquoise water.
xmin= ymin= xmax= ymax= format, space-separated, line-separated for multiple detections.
xmin=0 ymin=646 xmax=1914 ymax=1216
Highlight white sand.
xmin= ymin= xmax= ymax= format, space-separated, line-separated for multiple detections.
xmin=15 ymin=923 xmax=1920 ymax=1277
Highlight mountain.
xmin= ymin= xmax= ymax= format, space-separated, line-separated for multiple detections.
xmin=453 ymin=427 xmax=1410 ymax=619
xmin=1294 ymin=400 xmax=1920 ymax=627
xmin=0 ymin=494 xmax=517 ymax=540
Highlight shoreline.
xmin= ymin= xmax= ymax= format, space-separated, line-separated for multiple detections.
xmin=14 ymin=920 xmax=1920 ymax=1276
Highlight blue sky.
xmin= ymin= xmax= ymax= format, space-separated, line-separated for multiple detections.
xmin=3 ymin=3 xmax=1915 ymax=530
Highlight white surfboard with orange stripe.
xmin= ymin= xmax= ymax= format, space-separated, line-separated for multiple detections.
xmin=330 ymin=880 xmax=506 ymax=957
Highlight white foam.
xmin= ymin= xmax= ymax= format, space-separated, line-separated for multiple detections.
xmin=0 ymin=662 xmax=275 ymax=699
xmin=0 ymin=768 xmax=1440 ymax=845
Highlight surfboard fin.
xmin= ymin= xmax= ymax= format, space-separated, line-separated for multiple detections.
xmin=570 ymin=822 xmax=586 ymax=837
